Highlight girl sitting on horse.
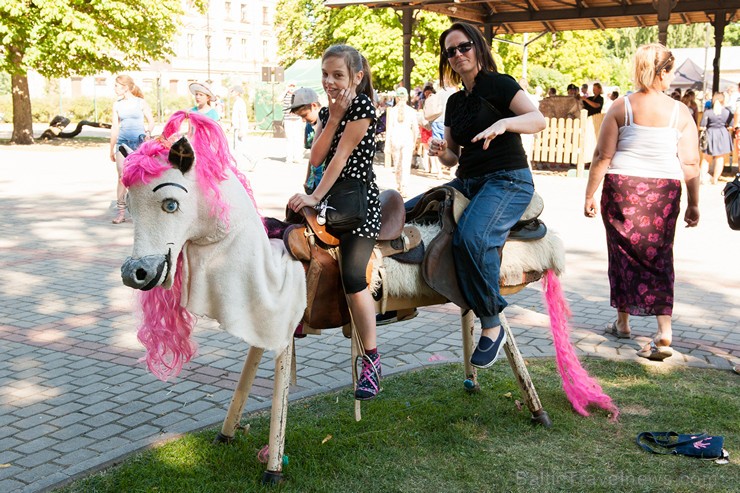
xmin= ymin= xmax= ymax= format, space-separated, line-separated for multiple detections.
xmin=287 ymin=45 xmax=383 ymax=400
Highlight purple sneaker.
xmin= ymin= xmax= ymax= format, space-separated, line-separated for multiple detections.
xmin=355 ymin=352 xmax=382 ymax=400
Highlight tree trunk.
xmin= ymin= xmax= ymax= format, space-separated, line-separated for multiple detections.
xmin=9 ymin=44 xmax=34 ymax=145
xmin=10 ymin=74 xmax=34 ymax=145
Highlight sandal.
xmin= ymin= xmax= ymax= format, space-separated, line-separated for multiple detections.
xmin=112 ymin=211 xmax=126 ymax=224
xmin=636 ymin=340 xmax=673 ymax=361
xmin=605 ymin=321 xmax=632 ymax=339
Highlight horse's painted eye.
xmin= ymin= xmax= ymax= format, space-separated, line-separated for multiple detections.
xmin=162 ymin=199 xmax=179 ymax=213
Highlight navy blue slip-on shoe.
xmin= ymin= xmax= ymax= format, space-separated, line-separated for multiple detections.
xmin=470 ymin=330 xmax=507 ymax=369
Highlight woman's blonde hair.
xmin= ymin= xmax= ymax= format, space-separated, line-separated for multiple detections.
xmin=632 ymin=43 xmax=674 ymax=91
xmin=116 ymin=74 xmax=144 ymax=99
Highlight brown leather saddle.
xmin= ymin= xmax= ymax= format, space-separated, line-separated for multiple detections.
xmin=282 ymin=190 xmax=421 ymax=330
xmin=405 ymin=185 xmax=547 ymax=309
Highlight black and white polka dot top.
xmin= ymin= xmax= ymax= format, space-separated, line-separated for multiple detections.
xmin=318 ymin=93 xmax=380 ymax=239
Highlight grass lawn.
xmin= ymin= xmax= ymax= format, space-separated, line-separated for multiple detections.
xmin=56 ymin=359 xmax=738 ymax=493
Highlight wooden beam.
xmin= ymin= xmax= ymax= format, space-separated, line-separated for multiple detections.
xmin=478 ymin=0 xmax=740 ymax=24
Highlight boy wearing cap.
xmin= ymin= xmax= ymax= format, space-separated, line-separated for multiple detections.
xmin=289 ymin=87 xmax=323 ymax=192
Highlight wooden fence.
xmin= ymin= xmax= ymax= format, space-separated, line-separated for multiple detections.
xmin=530 ymin=109 xmax=605 ymax=176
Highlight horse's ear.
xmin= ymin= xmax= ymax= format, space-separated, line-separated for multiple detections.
xmin=168 ymin=137 xmax=194 ymax=173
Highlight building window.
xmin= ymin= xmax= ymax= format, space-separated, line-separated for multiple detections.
xmin=241 ymin=38 xmax=248 ymax=59
xmin=226 ymin=37 xmax=233 ymax=58
xmin=225 ymin=1 xmax=231 ymax=18
xmin=169 ymin=80 xmax=178 ymax=94
xmin=241 ymin=3 xmax=248 ymax=23
xmin=187 ymin=33 xmax=194 ymax=57
xmin=262 ymin=6 xmax=268 ymax=25
xmin=262 ymin=40 xmax=268 ymax=62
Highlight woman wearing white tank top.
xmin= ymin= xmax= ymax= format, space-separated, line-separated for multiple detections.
xmin=584 ymin=43 xmax=700 ymax=362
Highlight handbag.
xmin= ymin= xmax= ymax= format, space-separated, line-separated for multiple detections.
xmin=636 ymin=432 xmax=728 ymax=462
xmin=722 ymin=173 xmax=740 ymax=230
xmin=699 ymin=129 xmax=708 ymax=152
xmin=317 ymin=178 xmax=368 ymax=234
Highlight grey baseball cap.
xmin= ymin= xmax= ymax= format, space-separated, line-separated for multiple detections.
xmin=290 ymin=87 xmax=320 ymax=110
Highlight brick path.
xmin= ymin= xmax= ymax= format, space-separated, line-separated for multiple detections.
xmin=0 ymin=135 xmax=737 ymax=492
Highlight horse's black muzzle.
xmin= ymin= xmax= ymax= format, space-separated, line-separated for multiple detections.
xmin=121 ymin=254 xmax=169 ymax=291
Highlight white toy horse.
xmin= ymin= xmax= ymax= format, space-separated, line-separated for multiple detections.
xmin=120 ymin=111 xmax=305 ymax=483
xmin=120 ymin=111 xmax=618 ymax=484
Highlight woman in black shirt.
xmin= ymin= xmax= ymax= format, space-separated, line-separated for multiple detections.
xmin=426 ymin=22 xmax=546 ymax=369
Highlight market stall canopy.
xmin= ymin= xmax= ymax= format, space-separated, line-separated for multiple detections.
xmin=324 ymin=0 xmax=739 ymax=35
xmin=671 ymin=58 xmax=736 ymax=92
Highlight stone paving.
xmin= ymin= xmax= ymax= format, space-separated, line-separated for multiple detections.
xmin=0 ymin=133 xmax=738 ymax=492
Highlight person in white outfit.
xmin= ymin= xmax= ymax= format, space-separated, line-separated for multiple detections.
xmin=385 ymin=87 xmax=419 ymax=196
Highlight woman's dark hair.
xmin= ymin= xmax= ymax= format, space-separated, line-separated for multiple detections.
xmin=438 ymin=22 xmax=498 ymax=87
xmin=322 ymin=44 xmax=374 ymax=100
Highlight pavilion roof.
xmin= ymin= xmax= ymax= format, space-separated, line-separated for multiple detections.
xmin=324 ymin=0 xmax=740 ymax=35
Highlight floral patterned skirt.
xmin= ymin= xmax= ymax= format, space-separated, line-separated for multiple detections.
xmin=600 ymin=174 xmax=682 ymax=316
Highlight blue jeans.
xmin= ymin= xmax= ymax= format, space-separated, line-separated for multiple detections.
xmin=406 ymin=168 xmax=534 ymax=328
xmin=117 ymin=134 xmax=145 ymax=152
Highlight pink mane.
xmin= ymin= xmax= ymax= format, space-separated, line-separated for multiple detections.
xmin=123 ymin=111 xmax=263 ymax=381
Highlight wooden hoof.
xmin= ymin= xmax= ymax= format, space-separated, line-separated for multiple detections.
xmin=213 ymin=432 xmax=234 ymax=444
xmin=463 ymin=378 xmax=480 ymax=393
xmin=530 ymin=410 xmax=552 ymax=428
xmin=262 ymin=470 xmax=285 ymax=485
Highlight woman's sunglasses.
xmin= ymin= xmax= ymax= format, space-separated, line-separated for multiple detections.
xmin=443 ymin=41 xmax=474 ymax=59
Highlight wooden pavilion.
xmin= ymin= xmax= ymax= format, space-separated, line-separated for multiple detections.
xmin=325 ymin=0 xmax=740 ymax=93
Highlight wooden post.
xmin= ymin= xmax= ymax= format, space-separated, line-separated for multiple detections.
xmin=459 ymin=308 xmax=479 ymax=392
xmin=215 ymin=346 xmax=264 ymax=443
xmin=575 ymin=109 xmax=588 ymax=177
xmin=351 ymin=331 xmax=362 ymax=421
xmin=263 ymin=339 xmax=293 ymax=483
xmin=500 ymin=313 xmax=552 ymax=427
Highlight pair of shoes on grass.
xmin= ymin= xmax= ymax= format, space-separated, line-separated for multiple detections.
xmin=355 ymin=352 xmax=381 ymax=400
xmin=470 ymin=329 xmax=507 ymax=369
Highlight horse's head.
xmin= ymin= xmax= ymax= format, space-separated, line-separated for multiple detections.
xmin=120 ymin=111 xmax=235 ymax=291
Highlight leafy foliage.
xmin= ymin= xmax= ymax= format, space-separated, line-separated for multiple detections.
xmin=0 ymin=0 xmax=192 ymax=77
xmin=275 ymin=3 xmax=449 ymax=90
xmin=274 ymin=6 xmax=733 ymax=95
xmin=0 ymin=0 xmax=205 ymax=143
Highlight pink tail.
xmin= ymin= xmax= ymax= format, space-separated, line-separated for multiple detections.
xmin=542 ymin=270 xmax=619 ymax=420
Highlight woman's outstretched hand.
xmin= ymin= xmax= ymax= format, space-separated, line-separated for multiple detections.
xmin=472 ymin=120 xmax=507 ymax=150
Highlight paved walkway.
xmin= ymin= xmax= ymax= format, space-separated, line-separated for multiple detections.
xmin=0 ymin=134 xmax=738 ymax=492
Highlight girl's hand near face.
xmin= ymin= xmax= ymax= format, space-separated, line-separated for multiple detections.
xmin=328 ymin=89 xmax=351 ymax=124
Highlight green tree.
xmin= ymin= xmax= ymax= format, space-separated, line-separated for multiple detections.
xmin=0 ymin=0 xmax=203 ymax=144
xmin=275 ymin=3 xmax=449 ymax=90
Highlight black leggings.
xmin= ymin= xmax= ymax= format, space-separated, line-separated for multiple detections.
xmin=338 ymin=233 xmax=375 ymax=294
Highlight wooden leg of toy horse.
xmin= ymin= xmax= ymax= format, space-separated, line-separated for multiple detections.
xmin=215 ymin=346 xmax=264 ymax=443
xmin=500 ymin=313 xmax=552 ymax=428
xmin=459 ymin=309 xmax=479 ymax=393
xmin=351 ymin=328 xmax=362 ymax=422
xmin=262 ymin=340 xmax=293 ymax=484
